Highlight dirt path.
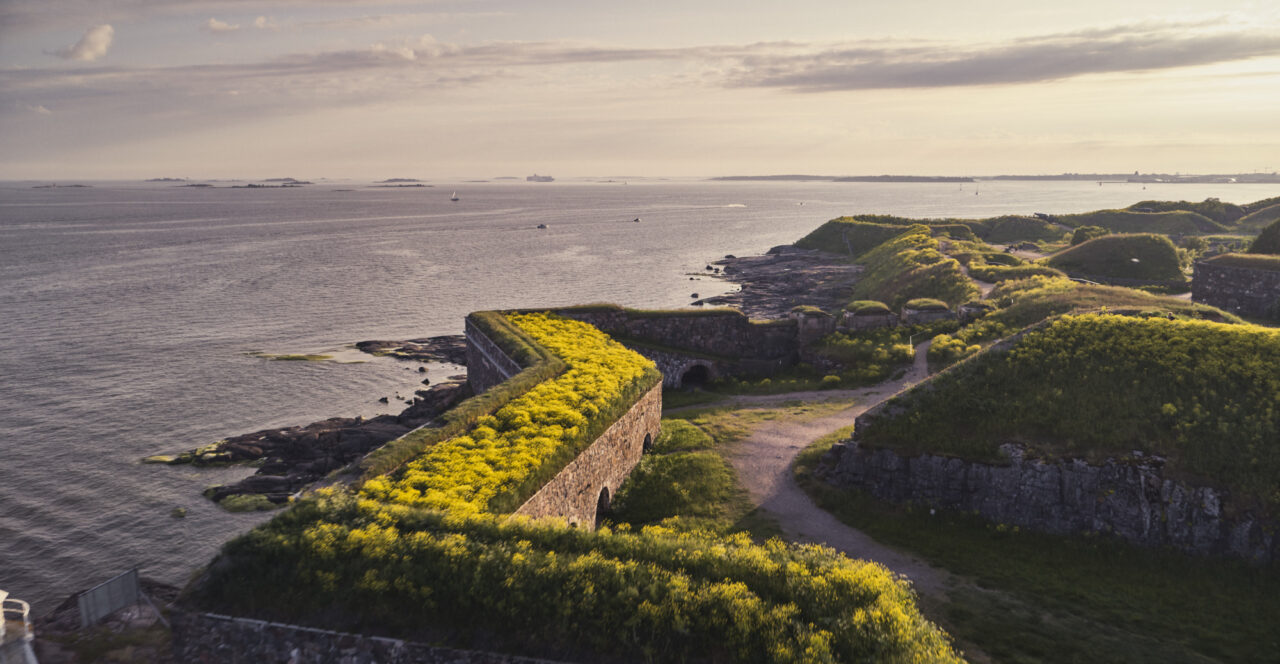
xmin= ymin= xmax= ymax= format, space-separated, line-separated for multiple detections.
xmin=723 ymin=343 xmax=953 ymax=597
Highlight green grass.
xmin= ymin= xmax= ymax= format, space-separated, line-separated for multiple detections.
xmin=868 ymin=314 xmax=1280 ymax=510
xmin=849 ymin=225 xmax=980 ymax=309
xmin=793 ymin=436 xmax=1280 ymax=664
xmin=1045 ymin=233 xmax=1187 ymax=283
xmin=1248 ymin=218 xmax=1280 ymax=254
xmin=1125 ymin=198 xmax=1246 ymax=225
xmin=904 ymin=298 xmax=948 ymax=311
xmin=1237 ymin=203 xmax=1280 ymax=231
xmin=1204 ymin=252 xmax=1280 ymax=272
xmin=968 ymin=263 xmax=1064 ymax=282
xmin=844 ymin=299 xmax=891 ymax=314
xmin=793 ymin=217 xmax=910 ymax=256
xmin=1058 ymin=208 xmax=1225 ymax=234
xmin=218 ymin=493 xmax=280 ymax=512
xmin=977 ymin=215 xmax=1068 ymax=243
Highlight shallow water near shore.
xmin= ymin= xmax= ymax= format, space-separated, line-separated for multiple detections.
xmin=0 ymin=177 xmax=1274 ymax=612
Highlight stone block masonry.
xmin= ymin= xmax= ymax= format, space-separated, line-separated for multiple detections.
xmin=465 ymin=316 xmax=527 ymax=393
xmin=516 ymin=383 xmax=662 ymax=527
xmin=1193 ymin=260 xmax=1280 ymax=320
xmin=171 ymin=612 xmax=569 ymax=663
xmin=820 ymin=442 xmax=1276 ymax=563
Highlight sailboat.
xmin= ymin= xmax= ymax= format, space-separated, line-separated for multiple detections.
xmin=450 ymin=191 xmax=459 ymax=202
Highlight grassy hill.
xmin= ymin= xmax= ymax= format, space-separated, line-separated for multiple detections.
xmin=793 ymin=218 xmax=909 ymax=257
xmin=1125 ymin=198 xmax=1245 ymax=225
xmin=1045 ymin=233 xmax=1186 ymax=284
xmin=1250 ymin=218 xmax=1280 ymax=254
xmin=1057 ymin=209 xmax=1225 ymax=234
xmin=849 ymin=225 xmax=979 ymax=309
xmin=1239 ymin=204 xmax=1280 ymax=232
xmin=867 ymin=314 xmax=1280 ymax=511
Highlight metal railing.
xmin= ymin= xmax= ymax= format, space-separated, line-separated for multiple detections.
xmin=77 ymin=569 xmax=140 ymax=629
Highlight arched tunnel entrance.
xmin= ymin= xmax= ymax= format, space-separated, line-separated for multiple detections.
xmin=679 ymin=363 xmax=711 ymax=388
xmin=595 ymin=487 xmax=611 ymax=528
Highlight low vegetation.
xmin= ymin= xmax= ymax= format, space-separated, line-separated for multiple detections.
xmin=1248 ymin=218 xmax=1280 ymax=254
xmin=193 ymin=311 xmax=957 ymax=662
xmin=1044 ymin=233 xmax=1186 ymax=284
xmin=1204 ymin=252 xmax=1280 ymax=272
xmin=1056 ymin=208 xmax=1225 ymax=234
xmin=848 ymin=225 xmax=979 ymax=309
xmin=794 ymin=438 xmax=1280 ymax=664
xmin=1237 ymin=203 xmax=1280 ymax=231
xmin=870 ymin=314 xmax=1280 ymax=511
xmin=793 ymin=218 xmax=910 ymax=257
xmin=1125 ymin=198 xmax=1246 ymax=225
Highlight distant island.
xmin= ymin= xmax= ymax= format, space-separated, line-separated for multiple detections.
xmin=526 ymin=174 xmax=554 ymax=182
xmin=377 ymin=178 xmax=422 ymax=183
xmin=370 ymin=184 xmax=430 ymax=188
xmin=32 ymin=183 xmax=91 ymax=188
xmin=714 ymin=172 xmax=1280 ymax=184
xmin=146 ymin=177 xmax=187 ymax=182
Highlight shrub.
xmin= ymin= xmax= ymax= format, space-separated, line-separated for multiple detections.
xmin=1071 ymin=225 xmax=1110 ymax=246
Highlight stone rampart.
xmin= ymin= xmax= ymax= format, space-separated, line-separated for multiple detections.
xmin=465 ymin=317 xmax=527 ymax=393
xmin=556 ymin=308 xmax=796 ymax=359
xmin=1193 ymin=260 xmax=1280 ymax=320
xmin=515 ymin=383 xmax=662 ymax=527
xmin=819 ymin=442 xmax=1275 ymax=563
xmin=171 ymin=611 xmax=566 ymax=663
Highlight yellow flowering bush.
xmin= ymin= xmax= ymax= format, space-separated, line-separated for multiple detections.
xmin=192 ymin=311 xmax=962 ymax=662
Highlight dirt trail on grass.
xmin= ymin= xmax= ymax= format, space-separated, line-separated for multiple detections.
xmin=724 ymin=343 xmax=952 ymax=597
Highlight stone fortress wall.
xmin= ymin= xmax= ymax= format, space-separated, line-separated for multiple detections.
xmin=1193 ymin=260 xmax=1280 ymax=320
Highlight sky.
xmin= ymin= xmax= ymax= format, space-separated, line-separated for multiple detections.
xmin=2 ymin=0 xmax=1279 ymax=180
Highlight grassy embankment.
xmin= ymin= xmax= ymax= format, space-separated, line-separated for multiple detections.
xmin=190 ymin=312 xmax=960 ymax=663
xmin=1248 ymin=217 xmax=1280 ymax=254
xmin=795 ymin=313 xmax=1280 ymax=663
xmin=1043 ymin=233 xmax=1187 ymax=285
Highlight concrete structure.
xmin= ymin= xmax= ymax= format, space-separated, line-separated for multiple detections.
xmin=900 ymin=306 xmax=956 ymax=326
xmin=839 ymin=309 xmax=898 ymax=330
xmin=1 ymin=591 xmax=37 ymax=664
xmin=1193 ymin=259 xmax=1280 ymax=320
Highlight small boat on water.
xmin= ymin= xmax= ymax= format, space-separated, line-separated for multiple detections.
xmin=450 ymin=191 xmax=459 ymax=201
xmin=536 ymin=223 xmax=548 ymax=229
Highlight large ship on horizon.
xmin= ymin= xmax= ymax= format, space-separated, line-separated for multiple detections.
xmin=526 ymin=174 xmax=554 ymax=182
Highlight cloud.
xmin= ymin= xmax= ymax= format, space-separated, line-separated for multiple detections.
xmin=253 ymin=16 xmax=276 ymax=30
xmin=204 ymin=17 xmax=240 ymax=32
xmin=53 ymin=24 xmax=115 ymax=61
xmin=726 ymin=24 xmax=1280 ymax=91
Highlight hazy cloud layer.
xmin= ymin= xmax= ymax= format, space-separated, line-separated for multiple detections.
xmin=52 ymin=24 xmax=114 ymax=61
xmin=729 ymin=25 xmax=1280 ymax=90
xmin=203 ymin=18 xmax=240 ymax=33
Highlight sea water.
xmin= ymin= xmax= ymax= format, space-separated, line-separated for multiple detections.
xmin=1 ymin=178 xmax=1275 ymax=611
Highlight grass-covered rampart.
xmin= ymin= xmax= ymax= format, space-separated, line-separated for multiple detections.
xmin=849 ymin=226 xmax=979 ymax=309
xmin=869 ymin=314 xmax=1280 ymax=511
xmin=1238 ymin=203 xmax=1280 ymax=231
xmin=1125 ymin=198 xmax=1246 ymax=225
xmin=1044 ymin=233 xmax=1186 ymax=284
xmin=1057 ymin=209 xmax=1224 ymax=234
xmin=1204 ymin=252 xmax=1280 ymax=272
xmin=192 ymin=311 xmax=958 ymax=662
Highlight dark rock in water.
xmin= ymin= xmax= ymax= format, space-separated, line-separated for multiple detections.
xmin=707 ymin=247 xmax=863 ymax=320
xmin=378 ymin=396 xmax=389 ymax=403
xmin=355 ymin=334 xmax=467 ymax=365
xmin=725 ymin=254 xmax=736 ymax=259
xmin=705 ymin=265 xmax=714 ymax=270
xmin=166 ymin=380 xmax=469 ymax=503
xmin=418 ymin=366 xmax=427 ymax=373
xmin=421 ymin=377 xmax=430 ymax=385
xmin=691 ymin=293 xmax=699 ymax=298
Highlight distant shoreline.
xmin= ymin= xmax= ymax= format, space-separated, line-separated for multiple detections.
xmin=712 ymin=173 xmax=1280 ymax=184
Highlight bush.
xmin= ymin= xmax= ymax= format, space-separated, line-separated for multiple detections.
xmin=1071 ymin=225 xmax=1110 ymax=246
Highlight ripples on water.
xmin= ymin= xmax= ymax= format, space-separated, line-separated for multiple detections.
xmin=1 ymin=178 xmax=1275 ymax=611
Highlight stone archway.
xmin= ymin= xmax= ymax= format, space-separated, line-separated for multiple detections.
xmin=594 ymin=487 xmax=611 ymax=528
xmin=678 ymin=362 xmax=713 ymax=388
xmin=642 ymin=433 xmax=653 ymax=453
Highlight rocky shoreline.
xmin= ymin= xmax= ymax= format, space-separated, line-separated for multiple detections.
xmin=151 ymin=335 xmax=470 ymax=506
xmin=696 ymin=245 xmax=862 ymax=318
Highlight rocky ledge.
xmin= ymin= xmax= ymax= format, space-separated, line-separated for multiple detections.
xmin=355 ymin=334 xmax=467 ymax=364
xmin=698 ymin=245 xmax=862 ymax=318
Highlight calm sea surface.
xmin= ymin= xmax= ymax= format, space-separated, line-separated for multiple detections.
xmin=2 ymin=178 xmax=1276 ymax=611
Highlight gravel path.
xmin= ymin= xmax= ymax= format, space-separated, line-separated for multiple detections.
xmin=723 ymin=343 xmax=953 ymax=597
